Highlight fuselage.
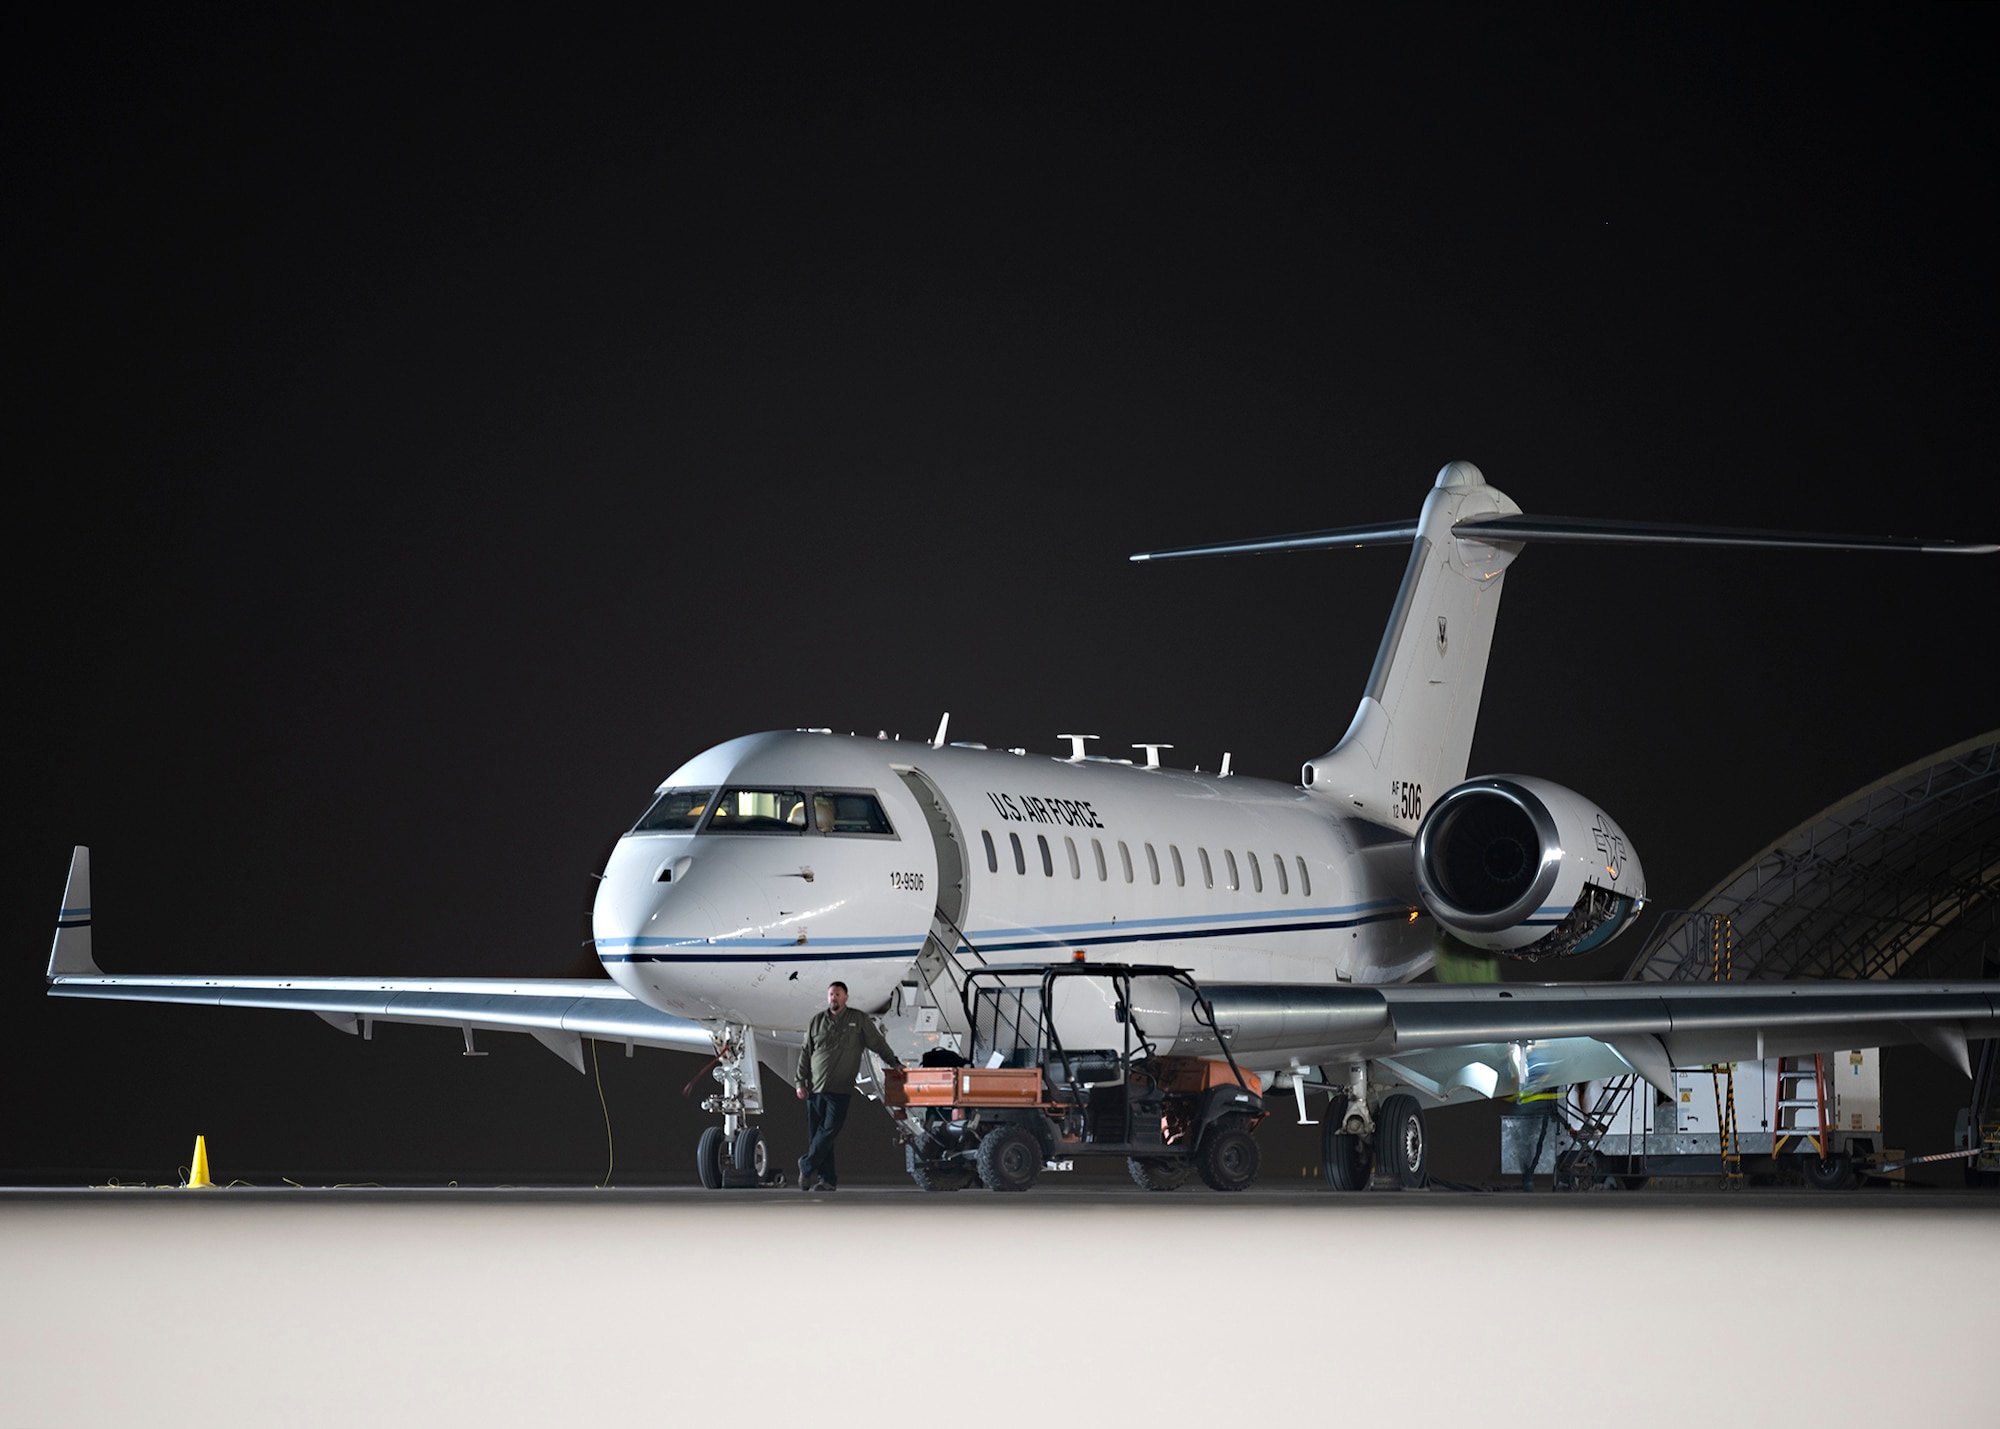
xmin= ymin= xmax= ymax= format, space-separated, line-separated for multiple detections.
xmin=593 ymin=730 xmax=1434 ymax=1029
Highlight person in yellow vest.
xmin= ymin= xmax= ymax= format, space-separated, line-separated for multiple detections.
xmin=1515 ymin=1087 xmax=1563 ymax=1190
xmin=794 ymin=980 xmax=903 ymax=1191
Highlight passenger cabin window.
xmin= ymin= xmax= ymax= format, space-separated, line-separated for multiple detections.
xmin=1064 ymin=836 xmax=1080 ymax=879
xmin=1145 ymin=843 xmax=1160 ymax=885
xmin=811 ymin=792 xmax=894 ymax=836
xmin=1296 ymin=856 xmax=1311 ymax=897
xmin=1169 ymin=845 xmax=1184 ymax=887
xmin=1037 ymin=834 xmax=1054 ymax=876
xmin=1092 ymin=838 xmax=1108 ymax=882
xmin=633 ymin=788 xmax=714 ymax=833
xmin=1118 ymin=840 xmax=1134 ymax=883
xmin=1010 ymin=832 xmax=1026 ymax=875
xmin=1273 ymin=853 xmax=1289 ymax=895
xmin=1197 ymin=848 xmax=1213 ymax=889
xmin=1248 ymin=851 xmax=1263 ymax=893
xmin=1223 ymin=850 xmax=1239 ymax=891
xmin=982 ymin=830 xmax=998 ymax=874
xmin=707 ymin=789 xmax=808 ymax=833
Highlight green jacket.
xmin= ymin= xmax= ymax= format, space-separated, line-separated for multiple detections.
xmin=796 ymin=1008 xmax=902 ymax=1094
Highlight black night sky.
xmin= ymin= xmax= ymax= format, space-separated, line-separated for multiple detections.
xmin=8 ymin=13 xmax=1995 ymax=1186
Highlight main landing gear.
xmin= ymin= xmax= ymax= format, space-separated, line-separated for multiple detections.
xmin=1319 ymin=1064 xmax=1429 ymax=1191
xmin=695 ymin=1024 xmax=779 ymax=1189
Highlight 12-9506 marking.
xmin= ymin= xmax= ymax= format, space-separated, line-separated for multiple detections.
xmin=890 ymin=871 xmax=925 ymax=892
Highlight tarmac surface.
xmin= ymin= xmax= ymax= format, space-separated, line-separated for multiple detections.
xmin=3 ymin=1183 xmax=1994 ymax=1427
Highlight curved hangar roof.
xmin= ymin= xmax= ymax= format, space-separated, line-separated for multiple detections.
xmin=1628 ymin=732 xmax=1999 ymax=984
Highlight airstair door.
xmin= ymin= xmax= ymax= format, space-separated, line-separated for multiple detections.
xmin=895 ymin=766 xmax=969 ymax=933
xmin=885 ymin=767 xmax=984 ymax=1059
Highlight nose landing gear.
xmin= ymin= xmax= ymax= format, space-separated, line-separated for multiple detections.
xmin=696 ymin=1024 xmax=781 ymax=1188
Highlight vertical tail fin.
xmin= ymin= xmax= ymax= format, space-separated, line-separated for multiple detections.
xmin=1304 ymin=462 xmax=1522 ymax=829
xmin=1133 ymin=460 xmax=1988 ymax=836
xmin=49 ymin=846 xmax=99 ymax=978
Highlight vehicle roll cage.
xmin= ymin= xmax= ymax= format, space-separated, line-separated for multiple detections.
xmin=957 ymin=961 xmax=1253 ymax=1098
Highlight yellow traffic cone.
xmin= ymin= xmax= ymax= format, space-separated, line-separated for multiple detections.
xmin=186 ymin=1135 xmax=213 ymax=1189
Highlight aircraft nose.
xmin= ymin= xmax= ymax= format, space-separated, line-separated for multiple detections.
xmin=592 ymin=839 xmax=717 ymax=961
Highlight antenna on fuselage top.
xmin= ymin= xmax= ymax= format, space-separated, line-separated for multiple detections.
xmin=1220 ymin=752 xmax=1233 ymax=777
xmin=1133 ymin=744 xmax=1172 ymax=769
xmin=1060 ymin=734 xmax=1099 ymax=762
xmin=932 ymin=712 xmax=949 ymax=748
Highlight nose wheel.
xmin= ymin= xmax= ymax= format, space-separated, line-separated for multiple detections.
xmin=695 ymin=1024 xmax=780 ymax=1188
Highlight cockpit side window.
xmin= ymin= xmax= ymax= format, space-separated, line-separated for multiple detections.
xmin=707 ymin=789 xmax=810 ymax=833
xmin=633 ymin=788 xmax=715 ymax=833
xmin=811 ymin=791 xmax=895 ymax=836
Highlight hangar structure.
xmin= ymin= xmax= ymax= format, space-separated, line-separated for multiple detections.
xmin=1628 ymin=732 xmax=1999 ymax=987
xmin=1590 ymin=732 xmax=1999 ymax=1185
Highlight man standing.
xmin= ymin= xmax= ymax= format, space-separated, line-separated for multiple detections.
xmin=795 ymin=980 xmax=903 ymax=1191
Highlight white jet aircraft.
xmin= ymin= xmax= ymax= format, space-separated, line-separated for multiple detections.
xmin=47 ymin=461 xmax=1998 ymax=1190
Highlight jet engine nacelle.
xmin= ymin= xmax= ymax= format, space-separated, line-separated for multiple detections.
xmin=1412 ymin=775 xmax=1646 ymax=958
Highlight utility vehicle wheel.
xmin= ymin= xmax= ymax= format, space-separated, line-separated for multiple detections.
xmin=724 ymin=1127 xmax=766 ymax=1188
xmin=1128 ymin=1156 xmax=1193 ymax=1192
xmin=695 ymin=1126 xmax=725 ymax=1190
xmin=1196 ymin=1114 xmax=1259 ymax=1192
xmin=1322 ymin=1122 xmax=1369 ymax=1192
xmin=1803 ymin=1153 xmax=1858 ymax=1191
xmin=976 ymin=1126 xmax=1043 ymax=1192
xmin=1378 ymin=1094 xmax=1427 ymax=1189
xmin=907 ymin=1143 xmax=971 ymax=1192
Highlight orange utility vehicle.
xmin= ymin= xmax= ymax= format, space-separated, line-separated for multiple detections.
xmin=883 ymin=961 xmax=1265 ymax=1192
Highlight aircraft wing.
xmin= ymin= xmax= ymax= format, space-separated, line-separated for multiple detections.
xmin=1184 ymin=980 xmax=1999 ymax=1101
xmin=46 ymin=970 xmax=716 ymax=1071
xmin=46 ymin=848 xmax=714 ymax=1074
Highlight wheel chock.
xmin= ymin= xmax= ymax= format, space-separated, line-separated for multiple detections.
xmin=185 ymin=1135 xmax=213 ymax=1189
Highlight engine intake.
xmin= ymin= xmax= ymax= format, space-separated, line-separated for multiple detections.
xmin=1413 ymin=776 xmax=1646 ymax=957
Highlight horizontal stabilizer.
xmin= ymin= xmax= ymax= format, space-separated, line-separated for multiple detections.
xmin=1129 ymin=520 xmax=1420 ymax=562
xmin=1131 ymin=510 xmax=1994 ymax=564
xmin=1451 ymin=513 xmax=1997 ymax=555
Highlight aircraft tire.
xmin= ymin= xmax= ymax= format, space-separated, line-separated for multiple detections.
xmin=1195 ymin=1114 xmax=1259 ymax=1193
xmin=695 ymin=1126 xmax=725 ymax=1190
xmin=976 ymin=1125 xmax=1043 ymax=1193
xmin=1321 ymin=1123 xmax=1369 ymax=1191
xmin=723 ymin=1127 xmax=765 ymax=1188
xmin=1127 ymin=1156 xmax=1193 ymax=1192
xmin=1803 ymin=1153 xmax=1859 ymax=1191
xmin=906 ymin=1143 xmax=971 ymax=1192
xmin=1378 ymin=1094 xmax=1428 ymax=1189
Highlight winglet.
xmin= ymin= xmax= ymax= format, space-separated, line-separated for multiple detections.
xmin=49 ymin=846 xmax=99 ymax=979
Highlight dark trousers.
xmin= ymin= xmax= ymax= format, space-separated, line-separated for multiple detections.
xmin=800 ymin=1091 xmax=852 ymax=1186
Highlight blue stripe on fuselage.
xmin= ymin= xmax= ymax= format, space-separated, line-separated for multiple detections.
xmin=596 ymin=902 xmax=1416 ymax=964
xmin=598 ymin=945 xmax=918 ymax=964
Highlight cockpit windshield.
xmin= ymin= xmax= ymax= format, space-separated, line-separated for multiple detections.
xmin=632 ymin=788 xmax=714 ymax=833
xmin=630 ymin=785 xmax=896 ymax=836
xmin=707 ymin=788 xmax=811 ymax=833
